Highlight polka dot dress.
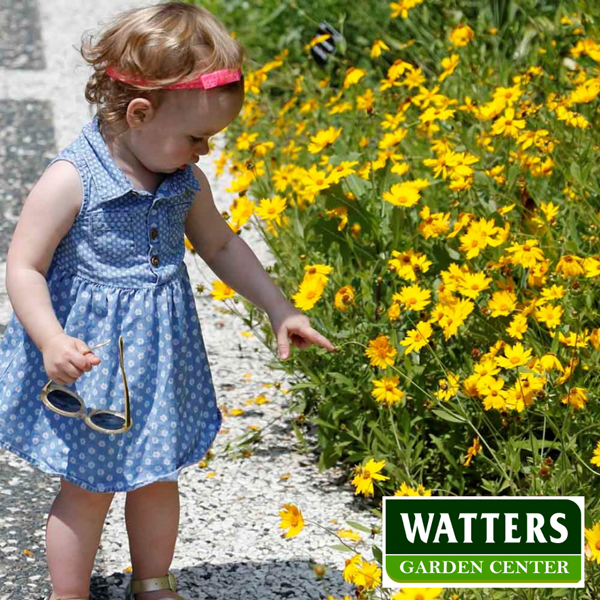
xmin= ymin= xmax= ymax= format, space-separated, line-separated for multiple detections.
xmin=0 ymin=115 xmax=222 ymax=493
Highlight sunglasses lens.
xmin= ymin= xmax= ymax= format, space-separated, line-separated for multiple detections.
xmin=46 ymin=390 xmax=83 ymax=414
xmin=89 ymin=412 xmax=127 ymax=431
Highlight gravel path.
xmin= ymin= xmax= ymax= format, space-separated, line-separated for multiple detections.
xmin=0 ymin=1 xmax=380 ymax=599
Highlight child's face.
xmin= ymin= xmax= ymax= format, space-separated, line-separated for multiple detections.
xmin=128 ymin=86 xmax=244 ymax=174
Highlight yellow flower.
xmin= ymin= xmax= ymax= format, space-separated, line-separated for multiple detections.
xmin=327 ymin=160 xmax=358 ymax=183
xmin=298 ymin=167 xmax=330 ymax=199
xmin=210 ymin=281 xmax=235 ymax=301
xmin=351 ymin=459 xmax=389 ymax=497
xmin=505 ymin=240 xmax=545 ymax=268
xmin=279 ymin=504 xmax=305 ymax=538
xmin=534 ymin=303 xmax=563 ymax=329
xmin=365 ymin=335 xmax=398 ymax=368
xmin=403 ymin=66 xmax=426 ymax=89
xmin=480 ymin=377 xmax=509 ymax=411
xmin=496 ymin=342 xmax=533 ymax=369
xmin=585 ymin=524 xmax=600 ymax=564
xmin=459 ymin=217 xmax=502 ymax=259
xmin=559 ymin=330 xmax=590 ymax=348
xmin=439 ymin=54 xmax=459 ymax=81
xmin=334 ymin=285 xmax=356 ymax=311
xmin=474 ymin=355 xmax=501 ymax=379
xmin=392 ymin=588 xmax=444 ymax=600
xmin=450 ymin=24 xmax=475 ymax=47
xmin=592 ymin=329 xmax=600 ymax=350
xmin=457 ymin=271 xmax=492 ymax=299
xmin=584 ymin=257 xmax=600 ymax=278
xmin=338 ymin=528 xmax=362 ymax=541
xmin=487 ymin=290 xmax=517 ymax=317
xmin=463 ymin=437 xmax=482 ymax=466
xmin=292 ymin=277 xmax=327 ymax=311
xmin=562 ymin=387 xmax=588 ymax=410
xmin=343 ymin=67 xmax=366 ymax=89
xmin=401 ymin=321 xmax=433 ymax=354
xmin=379 ymin=128 xmax=408 ymax=149
xmin=491 ymin=107 xmax=526 ymax=137
xmin=555 ymin=255 xmax=585 ymax=277
xmin=371 ymin=39 xmax=390 ymax=58
xmin=383 ymin=182 xmax=421 ymax=208
xmin=394 ymin=482 xmax=432 ymax=496
xmin=236 ymin=131 xmax=259 ymax=150
xmin=591 ymin=441 xmax=600 ymax=467
xmin=507 ymin=313 xmax=528 ymax=340
xmin=435 ymin=373 xmax=460 ymax=401
xmin=388 ymin=249 xmax=432 ymax=281
xmin=371 ymin=375 xmax=406 ymax=406
xmin=396 ymin=284 xmax=432 ymax=311
xmin=226 ymin=170 xmax=255 ymax=194
xmin=356 ymin=89 xmax=375 ymax=113
xmin=418 ymin=205 xmax=450 ymax=239
xmin=307 ymin=126 xmax=342 ymax=154
xmin=343 ymin=554 xmax=363 ymax=583
xmin=353 ymin=559 xmax=382 ymax=590
xmin=304 ymin=33 xmax=331 ymax=52
xmin=532 ymin=354 xmax=564 ymax=373
xmin=255 ymin=195 xmax=287 ymax=225
xmin=390 ymin=0 xmax=425 ymax=19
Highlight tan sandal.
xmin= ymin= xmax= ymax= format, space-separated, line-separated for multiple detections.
xmin=125 ymin=571 xmax=185 ymax=599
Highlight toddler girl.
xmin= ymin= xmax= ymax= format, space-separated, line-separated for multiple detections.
xmin=0 ymin=2 xmax=335 ymax=599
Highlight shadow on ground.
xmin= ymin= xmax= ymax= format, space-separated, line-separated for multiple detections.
xmin=56 ymin=559 xmax=355 ymax=599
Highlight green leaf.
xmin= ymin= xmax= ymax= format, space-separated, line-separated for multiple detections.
xmin=312 ymin=417 xmax=339 ymax=430
xmin=288 ymin=382 xmax=319 ymax=391
xmin=372 ymin=544 xmax=383 ymax=564
xmin=345 ymin=520 xmax=372 ymax=533
xmin=328 ymin=371 xmax=356 ymax=389
xmin=330 ymin=544 xmax=356 ymax=553
xmin=343 ymin=174 xmax=369 ymax=199
xmin=447 ymin=246 xmax=461 ymax=261
xmin=432 ymin=241 xmax=452 ymax=271
xmin=430 ymin=434 xmax=459 ymax=470
xmin=431 ymin=408 xmax=466 ymax=423
xmin=570 ymin=162 xmax=583 ymax=185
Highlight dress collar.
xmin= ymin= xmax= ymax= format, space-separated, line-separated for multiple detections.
xmin=81 ymin=115 xmax=200 ymax=200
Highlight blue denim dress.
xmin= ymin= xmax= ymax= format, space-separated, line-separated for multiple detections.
xmin=0 ymin=115 xmax=222 ymax=493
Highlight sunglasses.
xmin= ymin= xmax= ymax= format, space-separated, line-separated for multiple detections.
xmin=40 ymin=336 xmax=132 ymax=435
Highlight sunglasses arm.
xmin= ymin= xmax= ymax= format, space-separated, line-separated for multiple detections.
xmin=118 ymin=336 xmax=132 ymax=428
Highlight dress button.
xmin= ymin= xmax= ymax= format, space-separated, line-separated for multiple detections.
xmin=150 ymin=228 xmax=158 ymax=240
xmin=151 ymin=255 xmax=160 ymax=267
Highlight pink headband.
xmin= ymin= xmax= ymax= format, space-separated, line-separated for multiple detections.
xmin=105 ymin=67 xmax=243 ymax=90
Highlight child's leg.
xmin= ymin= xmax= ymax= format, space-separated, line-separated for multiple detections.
xmin=125 ymin=481 xmax=180 ymax=600
xmin=46 ymin=478 xmax=115 ymax=599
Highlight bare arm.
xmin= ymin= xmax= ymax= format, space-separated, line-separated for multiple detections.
xmin=184 ymin=165 xmax=289 ymax=314
xmin=6 ymin=160 xmax=83 ymax=352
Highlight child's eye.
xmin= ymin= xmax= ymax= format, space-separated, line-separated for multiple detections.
xmin=189 ymin=135 xmax=204 ymax=143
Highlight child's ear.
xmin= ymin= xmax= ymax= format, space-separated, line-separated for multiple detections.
xmin=126 ymin=98 xmax=154 ymax=128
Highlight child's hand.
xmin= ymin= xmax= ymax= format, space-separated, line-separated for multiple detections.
xmin=41 ymin=333 xmax=102 ymax=385
xmin=268 ymin=303 xmax=338 ymax=361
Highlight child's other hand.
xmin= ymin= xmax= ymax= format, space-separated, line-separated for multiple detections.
xmin=41 ymin=332 xmax=101 ymax=385
xmin=268 ymin=303 xmax=338 ymax=361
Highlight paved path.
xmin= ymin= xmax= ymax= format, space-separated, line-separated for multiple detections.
xmin=0 ymin=2 xmax=379 ymax=599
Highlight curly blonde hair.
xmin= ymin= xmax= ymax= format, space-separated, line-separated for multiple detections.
xmin=80 ymin=1 xmax=246 ymax=130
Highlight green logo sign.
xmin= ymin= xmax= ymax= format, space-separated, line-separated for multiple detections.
xmin=382 ymin=497 xmax=584 ymax=588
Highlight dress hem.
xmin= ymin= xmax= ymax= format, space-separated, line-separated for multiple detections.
xmin=0 ymin=425 xmax=220 ymax=493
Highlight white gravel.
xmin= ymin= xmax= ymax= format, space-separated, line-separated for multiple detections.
xmin=0 ymin=1 xmax=382 ymax=598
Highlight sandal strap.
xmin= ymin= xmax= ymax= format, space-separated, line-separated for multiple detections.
xmin=131 ymin=571 xmax=177 ymax=594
